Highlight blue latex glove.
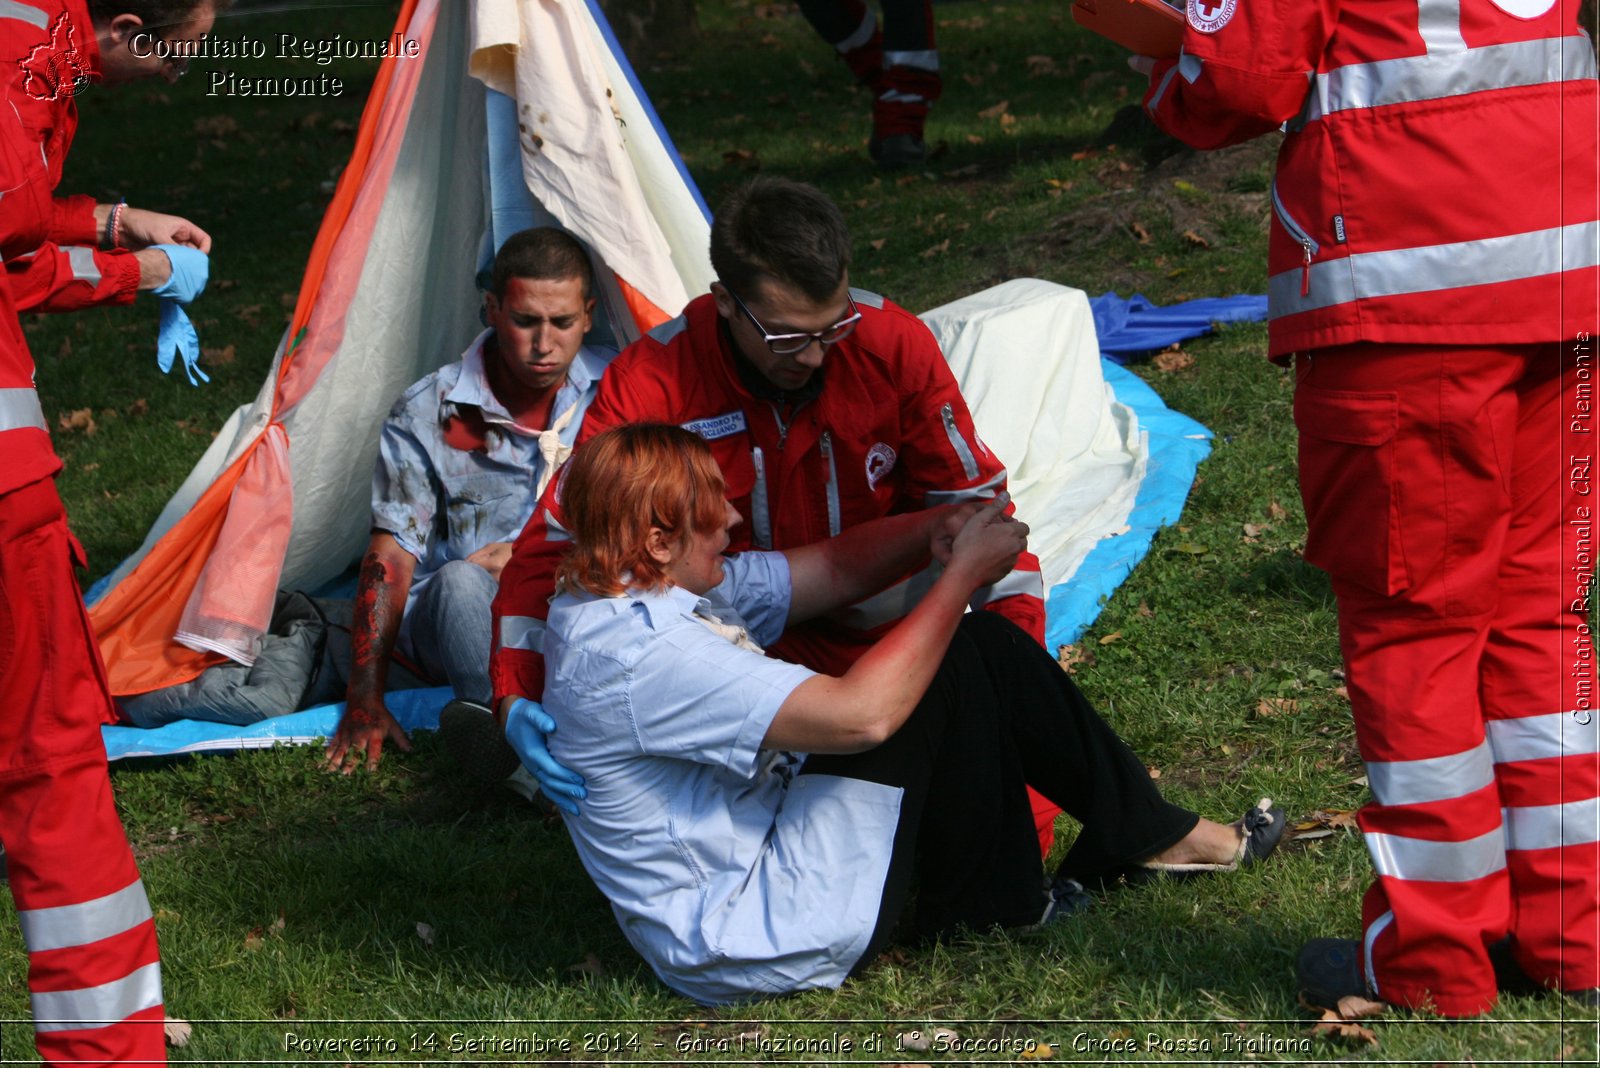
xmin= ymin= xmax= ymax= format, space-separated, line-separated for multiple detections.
xmin=505 ymin=696 xmax=586 ymax=815
xmin=157 ymin=300 xmax=209 ymax=386
xmin=149 ymin=244 xmax=209 ymax=304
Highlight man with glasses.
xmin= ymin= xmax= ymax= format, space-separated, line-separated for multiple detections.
xmin=482 ymin=177 xmax=1061 ymax=851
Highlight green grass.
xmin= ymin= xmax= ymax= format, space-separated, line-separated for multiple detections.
xmin=3 ymin=0 xmax=1596 ymax=1063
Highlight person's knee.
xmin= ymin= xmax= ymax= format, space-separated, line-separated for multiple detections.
xmin=430 ymin=559 xmax=497 ymax=607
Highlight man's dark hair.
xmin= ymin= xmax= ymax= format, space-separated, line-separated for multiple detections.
xmin=492 ymin=227 xmax=595 ymax=300
xmin=710 ymin=177 xmax=852 ymax=303
xmin=86 ymin=0 xmax=229 ymax=30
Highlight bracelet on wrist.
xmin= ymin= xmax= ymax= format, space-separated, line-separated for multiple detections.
xmin=103 ymin=199 xmax=126 ymax=250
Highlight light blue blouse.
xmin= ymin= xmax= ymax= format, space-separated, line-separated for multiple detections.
xmin=543 ymin=552 xmax=904 ymax=1003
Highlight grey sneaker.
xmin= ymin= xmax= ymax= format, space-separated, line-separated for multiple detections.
xmin=437 ymin=699 xmax=520 ymax=784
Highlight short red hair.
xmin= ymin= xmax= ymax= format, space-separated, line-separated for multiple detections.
xmin=556 ymin=423 xmax=728 ymax=596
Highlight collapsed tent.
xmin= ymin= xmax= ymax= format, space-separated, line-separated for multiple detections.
xmin=88 ymin=0 xmax=714 ymax=699
xmin=91 ymin=1 xmax=1213 ymax=760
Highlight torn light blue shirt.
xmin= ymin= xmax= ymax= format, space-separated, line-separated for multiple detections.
xmin=370 ymin=328 xmax=612 ymax=652
xmin=543 ymin=551 xmax=904 ymax=1004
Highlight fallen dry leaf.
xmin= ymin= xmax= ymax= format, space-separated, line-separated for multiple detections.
xmin=1336 ymin=994 xmax=1386 ymax=1019
xmin=1255 ymin=697 xmax=1300 ymax=717
xmin=869 ymin=238 xmax=887 ymax=251
xmin=977 ymin=99 xmax=1010 ymax=119
xmin=1056 ymin=644 xmax=1097 ymax=674
xmin=999 ymin=112 xmax=1018 ymax=128
xmin=1025 ymin=54 xmax=1058 ymax=75
xmin=1130 ymin=220 xmax=1152 ymax=244
xmin=1153 ymin=350 xmax=1195 ymax=373
xmin=1181 ymin=228 xmax=1211 ymax=248
xmin=1268 ymin=500 xmax=1289 ymax=521
xmin=58 ymin=408 xmax=95 ymax=435
xmin=127 ymin=398 xmax=148 ymax=416
xmin=1147 ymin=765 xmax=1162 ymax=780
xmin=1019 ymin=1040 xmax=1055 ymax=1059
xmin=202 ymin=344 xmax=236 ymax=367
xmin=1242 ymin=523 xmax=1265 ymax=538
xmin=1309 ymin=1009 xmax=1379 ymax=1045
xmin=163 ymin=1019 xmax=192 ymax=1048
xmin=1098 ymin=631 xmax=1123 ymax=645
xmin=920 ymin=239 xmax=950 ymax=259
xmin=1170 ymin=541 xmax=1208 ymax=554
xmin=415 ymin=921 xmax=434 ymax=948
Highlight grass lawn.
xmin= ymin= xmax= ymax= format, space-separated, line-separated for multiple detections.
xmin=3 ymin=0 xmax=1595 ymax=1062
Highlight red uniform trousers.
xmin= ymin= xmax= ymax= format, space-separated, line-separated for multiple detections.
xmin=0 ymin=477 xmax=165 ymax=1065
xmin=1294 ymin=340 xmax=1600 ymax=1016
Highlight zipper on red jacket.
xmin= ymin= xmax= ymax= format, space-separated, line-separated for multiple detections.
xmin=1271 ymin=180 xmax=1320 ymax=297
xmin=771 ymin=402 xmax=792 ymax=450
xmin=750 ymin=445 xmax=773 ymax=549
xmin=820 ymin=431 xmax=841 ymax=537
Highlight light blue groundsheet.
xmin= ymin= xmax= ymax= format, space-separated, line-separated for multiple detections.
xmin=100 ymin=356 xmax=1210 ymax=761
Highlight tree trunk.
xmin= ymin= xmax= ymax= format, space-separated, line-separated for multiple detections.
xmin=596 ymin=0 xmax=700 ymax=60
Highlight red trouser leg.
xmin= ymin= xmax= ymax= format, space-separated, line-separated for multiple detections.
xmin=1294 ymin=342 xmax=1547 ymax=1016
xmin=1481 ymin=339 xmax=1600 ymax=994
xmin=0 ymin=478 xmax=166 ymax=1066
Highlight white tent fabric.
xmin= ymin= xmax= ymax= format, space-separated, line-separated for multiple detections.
xmin=93 ymin=0 xmax=714 ymax=673
xmin=921 ymin=278 xmax=1146 ymax=593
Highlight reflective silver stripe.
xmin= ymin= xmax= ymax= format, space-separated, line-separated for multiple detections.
xmin=498 ymin=615 xmax=546 ymax=654
xmin=972 ymin=566 xmax=1044 ymax=607
xmin=820 ymin=432 xmax=840 ymax=538
xmin=0 ymin=0 xmax=47 ymax=29
xmin=750 ymin=446 xmax=772 ymax=550
xmin=1147 ymin=61 xmax=1182 ymax=114
xmin=66 ymin=246 xmax=100 ymax=286
xmin=1300 ymin=37 xmax=1596 ymax=126
xmin=32 ymin=961 xmax=162 ymax=1033
xmin=17 ymin=881 xmax=151 ymax=955
xmin=646 ymin=314 xmax=688 ymax=344
xmin=1487 ymin=711 xmax=1600 ymax=763
xmin=543 ymin=508 xmax=570 ymax=543
xmin=0 ymin=387 xmax=47 ymax=432
xmin=1366 ymin=740 xmax=1495 ymax=807
xmin=1270 ymin=221 xmax=1600 ymax=317
xmin=925 ymin=471 xmax=1007 ymax=506
xmin=831 ymin=567 xmax=940 ymax=630
xmin=849 ymin=286 xmax=885 ymax=310
xmin=1417 ymin=0 xmax=1465 ymax=53
xmin=885 ymin=49 xmax=939 ymax=71
xmin=1503 ymin=797 xmax=1600 ymax=851
xmin=878 ymin=88 xmax=928 ymax=104
xmin=1366 ymin=825 xmax=1506 ymax=883
xmin=1363 ymin=910 xmax=1394 ymax=999
xmin=836 ymin=9 xmax=876 ymax=53
xmin=940 ymin=402 xmax=979 ymax=480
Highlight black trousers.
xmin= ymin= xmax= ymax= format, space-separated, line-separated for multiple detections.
xmin=801 ymin=612 xmax=1197 ymax=968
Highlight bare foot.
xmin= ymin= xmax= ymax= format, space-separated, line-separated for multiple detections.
xmin=1141 ymin=817 xmax=1244 ymax=868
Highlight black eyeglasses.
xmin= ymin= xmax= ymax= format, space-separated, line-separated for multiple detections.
xmin=724 ymin=285 xmax=861 ymax=356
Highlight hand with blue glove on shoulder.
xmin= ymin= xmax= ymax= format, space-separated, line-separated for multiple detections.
xmin=504 ymin=696 xmax=586 ymax=815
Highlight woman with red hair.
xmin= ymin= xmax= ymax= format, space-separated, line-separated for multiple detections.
xmin=520 ymin=423 xmax=1281 ymax=1003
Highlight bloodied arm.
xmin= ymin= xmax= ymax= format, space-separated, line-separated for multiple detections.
xmin=324 ymin=533 xmax=417 ymax=773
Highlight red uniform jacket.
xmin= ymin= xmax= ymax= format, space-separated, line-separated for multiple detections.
xmin=0 ymin=0 xmax=141 ymax=497
xmin=491 ymin=288 xmax=1046 ymax=705
xmin=1143 ymin=0 xmax=1598 ymax=358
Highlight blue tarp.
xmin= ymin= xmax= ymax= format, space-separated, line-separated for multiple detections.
xmin=1091 ymin=291 xmax=1267 ymax=363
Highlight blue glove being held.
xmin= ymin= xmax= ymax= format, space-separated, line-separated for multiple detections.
xmin=157 ymin=300 xmax=208 ymax=386
xmin=505 ymin=697 xmax=586 ymax=815
xmin=150 ymin=244 xmax=209 ymax=304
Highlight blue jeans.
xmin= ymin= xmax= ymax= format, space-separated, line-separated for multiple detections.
xmin=409 ymin=559 xmax=496 ymax=704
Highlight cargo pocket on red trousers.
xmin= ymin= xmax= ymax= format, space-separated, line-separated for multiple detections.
xmin=1294 ymin=385 xmax=1409 ymax=597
